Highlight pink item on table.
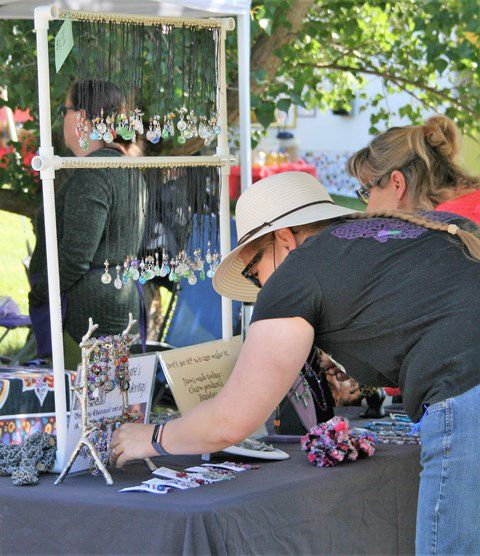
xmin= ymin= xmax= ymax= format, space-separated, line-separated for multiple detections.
xmin=229 ymin=161 xmax=317 ymax=201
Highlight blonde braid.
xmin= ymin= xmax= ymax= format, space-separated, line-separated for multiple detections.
xmin=343 ymin=210 xmax=480 ymax=262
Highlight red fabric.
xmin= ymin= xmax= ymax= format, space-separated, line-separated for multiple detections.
xmin=384 ymin=387 xmax=402 ymax=397
xmin=436 ymin=190 xmax=480 ymax=225
xmin=229 ymin=160 xmax=317 ymax=200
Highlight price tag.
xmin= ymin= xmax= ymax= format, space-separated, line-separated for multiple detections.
xmin=55 ymin=17 xmax=74 ymax=73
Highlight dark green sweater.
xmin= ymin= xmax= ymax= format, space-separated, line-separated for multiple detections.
xmin=29 ymin=148 xmax=147 ymax=343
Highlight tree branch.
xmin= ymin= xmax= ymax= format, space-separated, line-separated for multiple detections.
xmin=297 ymin=62 xmax=477 ymax=117
xmin=0 ymin=188 xmax=39 ymax=220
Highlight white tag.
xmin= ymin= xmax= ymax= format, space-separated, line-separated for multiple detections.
xmin=184 ymin=470 xmax=225 ymax=484
xmin=119 ymin=484 xmax=169 ymax=495
xmin=153 ymin=467 xmax=199 ymax=486
xmin=185 ymin=466 xmax=235 ymax=482
xmin=143 ymin=478 xmax=199 ymax=490
xmin=202 ymin=462 xmax=247 ymax=472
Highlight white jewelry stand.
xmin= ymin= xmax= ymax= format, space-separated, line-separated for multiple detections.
xmin=55 ymin=314 xmax=140 ymax=485
xmin=32 ymin=6 xmax=235 ymax=472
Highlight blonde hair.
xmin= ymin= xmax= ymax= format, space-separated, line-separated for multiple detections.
xmin=245 ymin=211 xmax=480 ymax=263
xmin=347 ymin=115 xmax=479 ymax=210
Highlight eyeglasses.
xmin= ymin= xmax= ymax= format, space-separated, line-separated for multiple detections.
xmin=241 ymin=250 xmax=263 ymax=289
xmin=355 ymin=185 xmax=371 ymax=205
xmin=354 ymin=176 xmax=383 ymax=205
xmin=58 ymin=105 xmax=76 ymax=118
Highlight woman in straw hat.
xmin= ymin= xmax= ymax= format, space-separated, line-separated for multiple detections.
xmin=112 ymin=171 xmax=480 ymax=553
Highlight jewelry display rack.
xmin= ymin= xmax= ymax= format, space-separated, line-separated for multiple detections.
xmin=32 ymin=6 xmax=236 ymax=472
xmin=55 ymin=314 xmax=140 ymax=485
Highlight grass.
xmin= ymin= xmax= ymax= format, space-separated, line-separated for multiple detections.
xmin=331 ymin=194 xmax=364 ymax=211
xmin=0 ymin=210 xmax=35 ymax=357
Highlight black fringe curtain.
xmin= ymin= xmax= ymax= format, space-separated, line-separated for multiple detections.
xmin=103 ymin=166 xmax=221 ymax=286
xmin=74 ymin=20 xmax=220 ymax=130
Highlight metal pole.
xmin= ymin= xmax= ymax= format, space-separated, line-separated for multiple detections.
xmin=217 ymin=19 xmax=234 ymax=340
xmin=237 ymin=13 xmax=252 ymax=192
xmin=34 ymin=5 xmax=67 ymax=472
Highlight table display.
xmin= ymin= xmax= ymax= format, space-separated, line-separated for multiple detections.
xmin=0 ymin=413 xmax=420 ymax=554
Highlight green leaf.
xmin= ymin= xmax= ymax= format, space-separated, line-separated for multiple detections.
xmin=276 ymin=98 xmax=291 ymax=113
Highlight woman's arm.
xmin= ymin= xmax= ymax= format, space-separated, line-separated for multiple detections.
xmin=111 ymin=317 xmax=314 ymax=467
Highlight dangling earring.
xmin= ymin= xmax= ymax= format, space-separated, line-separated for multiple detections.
xmin=101 ymin=260 xmax=112 ymax=284
xmin=76 ymin=112 xmax=89 ymax=151
xmin=114 ymin=265 xmax=122 ymax=290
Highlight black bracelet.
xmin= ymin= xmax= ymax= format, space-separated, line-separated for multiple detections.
xmin=151 ymin=423 xmax=170 ymax=456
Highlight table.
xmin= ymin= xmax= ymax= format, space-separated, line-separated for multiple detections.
xmin=229 ymin=160 xmax=318 ymax=200
xmin=0 ymin=413 xmax=420 ymax=555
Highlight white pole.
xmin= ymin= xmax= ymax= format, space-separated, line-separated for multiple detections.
xmin=217 ymin=19 xmax=234 ymax=340
xmin=237 ymin=13 xmax=252 ymax=192
xmin=237 ymin=13 xmax=254 ymax=335
xmin=34 ymin=5 xmax=68 ymax=472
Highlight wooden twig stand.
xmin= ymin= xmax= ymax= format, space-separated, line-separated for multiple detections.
xmin=55 ymin=314 xmax=140 ymax=485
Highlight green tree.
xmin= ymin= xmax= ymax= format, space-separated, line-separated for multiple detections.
xmin=1 ymin=0 xmax=478 ymax=218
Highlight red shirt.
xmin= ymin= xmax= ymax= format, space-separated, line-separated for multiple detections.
xmin=436 ymin=190 xmax=480 ymax=224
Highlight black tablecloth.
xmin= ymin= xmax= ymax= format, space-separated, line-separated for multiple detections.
xmin=0 ymin=411 xmax=420 ymax=555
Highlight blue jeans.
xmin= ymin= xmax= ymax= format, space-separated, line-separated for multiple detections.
xmin=416 ymin=382 xmax=480 ymax=555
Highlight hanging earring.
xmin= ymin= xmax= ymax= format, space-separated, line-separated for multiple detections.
xmin=139 ymin=260 xmax=147 ymax=285
xmin=89 ymin=115 xmax=102 ymax=142
xmin=205 ymin=241 xmax=212 ymax=264
xmin=130 ymin=108 xmax=144 ymax=138
xmin=154 ymin=252 xmax=161 ymax=276
xmin=101 ymin=260 xmax=112 ymax=284
xmin=159 ymin=252 xmax=170 ymax=277
xmin=161 ymin=115 xmax=170 ymax=140
xmin=76 ymin=112 xmax=89 ymax=151
xmin=130 ymin=260 xmax=140 ymax=281
xmin=122 ymin=258 xmax=131 ymax=284
xmin=96 ymin=109 xmax=107 ymax=136
xmin=103 ymin=114 xmax=114 ymax=143
xmin=114 ymin=265 xmax=122 ymax=290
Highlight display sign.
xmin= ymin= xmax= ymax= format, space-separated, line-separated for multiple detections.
xmin=158 ymin=336 xmax=242 ymax=414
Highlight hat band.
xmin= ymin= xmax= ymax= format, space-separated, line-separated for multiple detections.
xmin=237 ymin=200 xmax=334 ymax=246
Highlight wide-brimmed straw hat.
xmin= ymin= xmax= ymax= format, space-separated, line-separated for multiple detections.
xmin=213 ymin=171 xmax=356 ymax=302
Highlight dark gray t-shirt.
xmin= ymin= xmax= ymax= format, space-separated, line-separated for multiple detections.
xmin=251 ymin=213 xmax=480 ymax=421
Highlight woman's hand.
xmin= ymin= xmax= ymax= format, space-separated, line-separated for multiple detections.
xmin=110 ymin=422 xmax=158 ymax=468
xmin=319 ymin=351 xmax=350 ymax=382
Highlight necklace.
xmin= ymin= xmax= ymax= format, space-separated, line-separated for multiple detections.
xmin=274 ymin=348 xmax=329 ymax=431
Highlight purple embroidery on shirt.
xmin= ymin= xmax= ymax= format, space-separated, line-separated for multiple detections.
xmin=331 ymin=212 xmax=460 ymax=244
xmin=331 ymin=219 xmax=426 ymax=243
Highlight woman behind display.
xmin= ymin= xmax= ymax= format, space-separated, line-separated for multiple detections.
xmin=348 ymin=114 xmax=480 ymax=221
xmin=29 ymin=80 xmax=147 ymax=369
xmin=112 ymin=172 xmax=480 ymax=554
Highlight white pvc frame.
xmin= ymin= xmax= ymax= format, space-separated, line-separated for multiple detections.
xmin=32 ymin=5 xmax=236 ymax=471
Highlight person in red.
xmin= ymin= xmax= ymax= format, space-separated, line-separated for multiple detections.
xmin=348 ymin=114 xmax=480 ymax=223
xmin=347 ymin=115 xmax=480 ymax=400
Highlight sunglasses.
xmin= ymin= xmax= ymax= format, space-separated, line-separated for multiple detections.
xmin=241 ymin=250 xmax=263 ymax=289
xmin=58 ymin=105 xmax=76 ymax=118
xmin=355 ymin=185 xmax=371 ymax=205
